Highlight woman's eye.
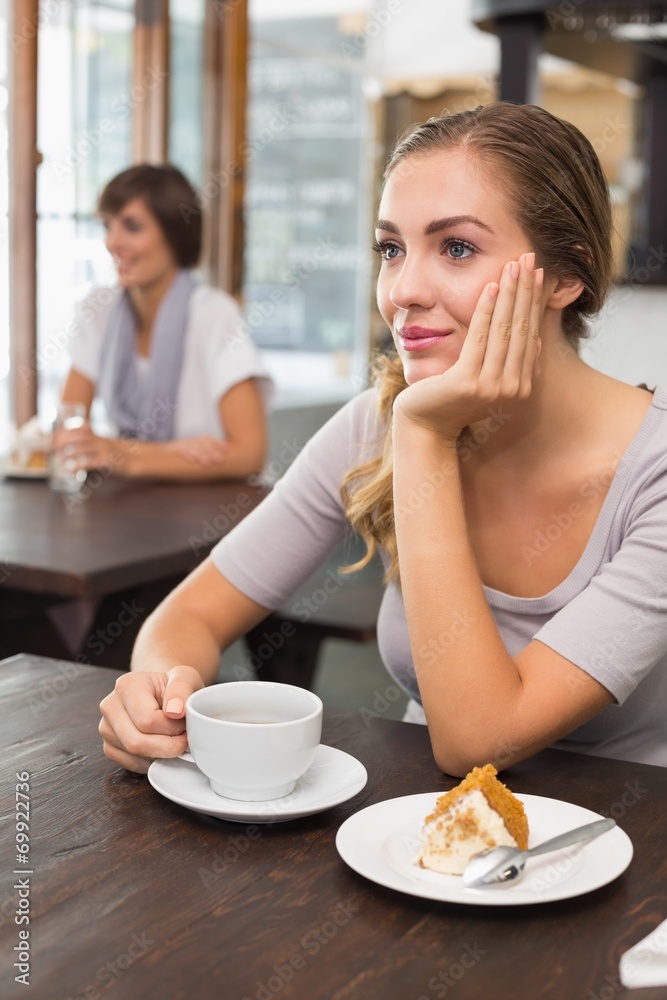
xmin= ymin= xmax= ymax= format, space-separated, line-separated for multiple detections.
xmin=372 ymin=240 xmax=402 ymax=261
xmin=445 ymin=240 xmax=475 ymax=260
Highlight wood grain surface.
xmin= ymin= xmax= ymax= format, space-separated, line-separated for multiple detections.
xmin=1 ymin=655 xmax=667 ymax=1000
xmin=0 ymin=477 xmax=267 ymax=598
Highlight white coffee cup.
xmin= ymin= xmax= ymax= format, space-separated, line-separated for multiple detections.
xmin=184 ymin=681 xmax=323 ymax=801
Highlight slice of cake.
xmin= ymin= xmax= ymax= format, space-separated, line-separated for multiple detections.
xmin=417 ymin=763 xmax=529 ymax=875
xmin=13 ymin=417 xmax=51 ymax=470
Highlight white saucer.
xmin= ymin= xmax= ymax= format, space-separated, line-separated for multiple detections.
xmin=147 ymin=744 xmax=368 ymax=823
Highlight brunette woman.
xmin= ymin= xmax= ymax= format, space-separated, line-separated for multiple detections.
xmin=61 ymin=164 xmax=271 ymax=480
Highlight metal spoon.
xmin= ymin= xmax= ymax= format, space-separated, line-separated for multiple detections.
xmin=463 ymin=817 xmax=616 ymax=887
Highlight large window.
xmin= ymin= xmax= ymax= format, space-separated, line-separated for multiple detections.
xmin=169 ymin=0 xmax=205 ymax=187
xmin=36 ymin=0 xmax=134 ymax=421
xmin=244 ymin=8 xmax=374 ymax=401
xmin=4 ymin=0 xmax=376 ymax=438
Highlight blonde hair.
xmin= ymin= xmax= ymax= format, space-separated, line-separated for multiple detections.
xmin=340 ymin=352 xmax=406 ymax=580
xmin=342 ymin=103 xmax=614 ymax=580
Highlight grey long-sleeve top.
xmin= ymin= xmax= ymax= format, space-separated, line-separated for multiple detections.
xmin=212 ymin=386 xmax=667 ymax=767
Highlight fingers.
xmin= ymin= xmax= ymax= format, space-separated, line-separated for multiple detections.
xmin=98 ymin=668 xmax=200 ymax=773
xmin=474 ymin=252 xmax=543 ymax=396
xmin=498 ymin=253 xmax=542 ymax=393
xmin=99 ymin=716 xmax=157 ymax=774
xmin=69 ymin=448 xmax=99 ymax=471
xmin=163 ymin=664 xmax=205 ymax=717
xmin=518 ymin=263 xmax=544 ymax=392
xmin=58 ymin=431 xmax=109 ymax=472
xmin=456 ymin=281 xmax=499 ymax=377
xmin=477 ymin=258 xmax=520 ymax=377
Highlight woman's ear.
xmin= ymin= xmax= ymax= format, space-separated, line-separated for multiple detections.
xmin=546 ymin=275 xmax=585 ymax=310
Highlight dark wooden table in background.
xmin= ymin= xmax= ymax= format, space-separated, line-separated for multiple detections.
xmin=2 ymin=655 xmax=667 ymax=1000
xmin=0 ymin=476 xmax=267 ymax=667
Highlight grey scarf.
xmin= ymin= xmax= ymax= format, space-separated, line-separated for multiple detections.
xmin=99 ymin=270 xmax=196 ymax=440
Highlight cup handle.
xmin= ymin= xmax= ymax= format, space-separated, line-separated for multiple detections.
xmin=179 ymin=750 xmax=195 ymax=763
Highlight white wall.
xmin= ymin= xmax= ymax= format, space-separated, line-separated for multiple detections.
xmin=366 ymin=0 xmax=498 ymax=83
xmin=582 ymin=286 xmax=667 ymax=387
xmin=365 ymin=0 xmax=589 ymax=92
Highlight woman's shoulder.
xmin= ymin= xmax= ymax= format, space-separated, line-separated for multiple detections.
xmin=186 ymin=283 xmax=249 ymax=354
xmin=639 ymin=384 xmax=667 ymax=460
xmin=189 ymin=283 xmax=242 ymax=321
xmin=593 ymin=378 xmax=667 ymax=477
xmin=634 ymin=384 xmax=667 ymax=454
xmin=621 ymin=385 xmax=667 ymax=509
xmin=69 ymin=287 xmax=123 ymax=364
xmin=647 ymin=384 xmax=667 ymax=411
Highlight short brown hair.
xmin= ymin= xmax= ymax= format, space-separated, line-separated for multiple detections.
xmin=386 ymin=103 xmax=614 ymax=347
xmin=98 ymin=164 xmax=202 ymax=268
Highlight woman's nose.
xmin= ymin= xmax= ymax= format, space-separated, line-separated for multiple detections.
xmin=388 ymin=254 xmax=438 ymax=311
xmin=105 ymin=222 xmax=121 ymax=255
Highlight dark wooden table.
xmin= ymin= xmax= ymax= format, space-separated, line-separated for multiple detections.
xmin=0 ymin=477 xmax=267 ymax=666
xmin=2 ymin=655 xmax=667 ymax=1000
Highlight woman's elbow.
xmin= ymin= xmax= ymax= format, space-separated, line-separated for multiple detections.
xmin=430 ymin=736 xmax=530 ymax=779
xmin=221 ymin=439 xmax=267 ymax=479
xmin=431 ymin=745 xmax=477 ymax=779
xmin=241 ymin=439 xmax=268 ymax=478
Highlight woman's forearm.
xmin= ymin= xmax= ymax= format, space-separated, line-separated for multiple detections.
xmin=122 ymin=439 xmax=264 ymax=481
xmin=130 ymin=600 xmax=222 ymax=685
xmin=393 ymin=414 xmax=525 ymax=774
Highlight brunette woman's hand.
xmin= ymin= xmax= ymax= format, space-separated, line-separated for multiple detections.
xmin=99 ymin=664 xmax=205 ymax=773
xmin=58 ymin=426 xmax=129 ymax=474
xmin=393 ymin=252 xmax=544 ymax=443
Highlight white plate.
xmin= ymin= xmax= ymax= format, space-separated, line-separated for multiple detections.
xmin=336 ymin=792 xmax=633 ymax=905
xmin=147 ymin=744 xmax=368 ymax=823
xmin=0 ymin=458 xmax=48 ymax=479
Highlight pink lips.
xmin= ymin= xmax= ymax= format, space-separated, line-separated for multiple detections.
xmin=398 ymin=326 xmax=453 ymax=352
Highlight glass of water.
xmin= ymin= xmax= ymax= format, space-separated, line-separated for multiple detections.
xmin=49 ymin=403 xmax=88 ymax=493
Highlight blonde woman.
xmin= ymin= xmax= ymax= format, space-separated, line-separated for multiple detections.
xmin=100 ymin=104 xmax=667 ymax=775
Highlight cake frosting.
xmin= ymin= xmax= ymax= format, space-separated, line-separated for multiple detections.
xmin=417 ymin=764 xmax=529 ymax=875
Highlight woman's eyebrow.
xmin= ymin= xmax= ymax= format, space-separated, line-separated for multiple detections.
xmin=425 ymin=215 xmax=494 ymax=236
xmin=375 ymin=219 xmax=399 ymax=234
xmin=375 ymin=215 xmax=495 ymax=236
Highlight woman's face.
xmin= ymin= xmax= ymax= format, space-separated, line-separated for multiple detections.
xmin=375 ymin=148 xmax=534 ymax=385
xmin=103 ymin=197 xmax=177 ymax=291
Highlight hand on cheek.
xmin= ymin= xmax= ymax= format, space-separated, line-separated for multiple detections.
xmin=393 ymin=252 xmax=544 ymax=441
